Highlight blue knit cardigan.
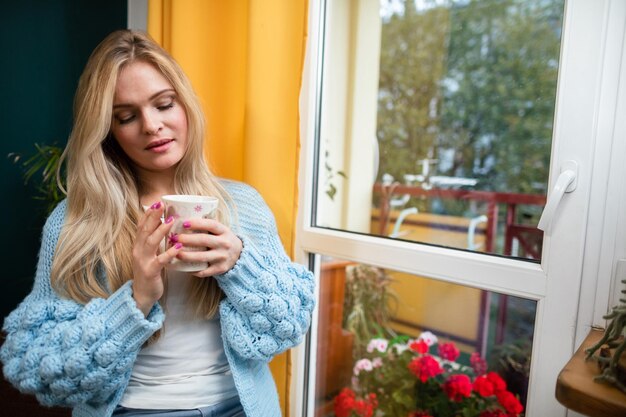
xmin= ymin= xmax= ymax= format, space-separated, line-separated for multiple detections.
xmin=0 ymin=180 xmax=315 ymax=417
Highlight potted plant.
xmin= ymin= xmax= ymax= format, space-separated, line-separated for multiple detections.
xmin=342 ymin=264 xmax=397 ymax=357
xmin=334 ymin=332 xmax=524 ymax=417
xmin=585 ymin=278 xmax=626 ymax=392
xmin=9 ymin=143 xmax=65 ymax=215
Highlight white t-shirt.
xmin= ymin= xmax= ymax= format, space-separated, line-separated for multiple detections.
xmin=119 ymin=269 xmax=237 ymax=409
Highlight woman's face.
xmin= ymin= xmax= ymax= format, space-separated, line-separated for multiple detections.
xmin=110 ymin=60 xmax=188 ymax=177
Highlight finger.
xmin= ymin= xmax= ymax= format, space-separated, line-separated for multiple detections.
xmin=175 ymin=232 xmax=221 ymax=249
xmin=176 ymin=249 xmax=215 ymax=264
xmin=192 ymin=263 xmax=228 ymax=278
xmin=178 ymin=250 xmax=232 ymax=278
xmin=180 ymin=218 xmax=227 ymax=235
xmin=138 ymin=202 xmax=165 ymax=237
xmin=156 ymin=241 xmax=184 ymax=266
xmin=143 ymin=202 xmax=166 ymax=231
xmin=145 ymin=216 xmax=176 ymax=250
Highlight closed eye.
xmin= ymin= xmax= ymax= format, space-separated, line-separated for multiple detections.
xmin=117 ymin=114 xmax=135 ymax=124
xmin=157 ymin=96 xmax=176 ymax=111
xmin=158 ymin=102 xmax=175 ymax=111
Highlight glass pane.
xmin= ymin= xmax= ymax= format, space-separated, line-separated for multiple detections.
xmin=314 ymin=255 xmax=535 ymax=417
xmin=315 ymin=0 xmax=565 ymax=261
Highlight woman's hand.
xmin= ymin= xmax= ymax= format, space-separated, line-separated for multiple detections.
xmin=175 ymin=218 xmax=243 ymax=278
xmin=132 ymin=202 xmax=184 ymax=316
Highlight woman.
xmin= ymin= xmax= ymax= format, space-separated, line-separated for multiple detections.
xmin=0 ymin=30 xmax=315 ymax=417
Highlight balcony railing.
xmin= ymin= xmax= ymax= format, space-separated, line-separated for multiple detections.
xmin=373 ymin=182 xmax=547 ymax=260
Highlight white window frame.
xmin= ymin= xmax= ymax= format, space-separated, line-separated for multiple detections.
xmin=291 ymin=1 xmax=626 ymax=416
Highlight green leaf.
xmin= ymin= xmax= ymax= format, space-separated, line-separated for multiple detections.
xmin=9 ymin=142 xmax=66 ymax=216
xmin=326 ymin=184 xmax=337 ymax=200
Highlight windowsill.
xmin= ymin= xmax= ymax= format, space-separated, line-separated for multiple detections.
xmin=555 ymin=328 xmax=626 ymax=416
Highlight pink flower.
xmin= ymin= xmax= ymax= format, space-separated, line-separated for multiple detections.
xmin=443 ymin=374 xmax=472 ymax=402
xmin=408 ymin=355 xmax=442 ymax=382
xmin=438 ymin=342 xmax=460 ymax=362
xmin=194 ymin=204 xmax=203 ymax=212
xmin=353 ymin=358 xmax=374 ymax=375
xmin=366 ymin=338 xmax=389 ymax=353
xmin=418 ymin=331 xmax=438 ymax=346
xmin=372 ymin=357 xmax=383 ymax=368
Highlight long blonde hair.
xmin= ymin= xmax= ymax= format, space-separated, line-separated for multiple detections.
xmin=51 ymin=30 xmax=230 ymax=319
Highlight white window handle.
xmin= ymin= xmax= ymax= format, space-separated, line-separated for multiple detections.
xmin=537 ymin=160 xmax=578 ymax=234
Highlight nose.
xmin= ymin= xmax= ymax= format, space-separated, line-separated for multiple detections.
xmin=142 ymin=110 xmax=163 ymax=135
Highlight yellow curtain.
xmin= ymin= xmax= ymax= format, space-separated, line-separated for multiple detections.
xmin=147 ymin=1 xmax=309 ymax=415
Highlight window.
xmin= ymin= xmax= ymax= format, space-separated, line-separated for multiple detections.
xmin=294 ymin=1 xmax=625 ymax=416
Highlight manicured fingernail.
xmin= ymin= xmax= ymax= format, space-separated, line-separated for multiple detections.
xmin=150 ymin=201 xmax=162 ymax=210
xmin=165 ymin=216 xmax=174 ymax=224
xmin=183 ymin=221 xmax=191 ymax=229
xmin=174 ymin=242 xmax=183 ymax=249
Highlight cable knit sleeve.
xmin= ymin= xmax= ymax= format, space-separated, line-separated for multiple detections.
xmin=216 ymin=182 xmax=315 ymax=362
xmin=0 ymin=201 xmax=164 ymax=407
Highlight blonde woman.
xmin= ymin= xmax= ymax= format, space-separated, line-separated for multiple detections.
xmin=0 ymin=30 xmax=315 ymax=417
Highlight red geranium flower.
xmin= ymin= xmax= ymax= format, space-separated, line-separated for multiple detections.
xmin=443 ymin=374 xmax=472 ymax=402
xmin=353 ymin=393 xmax=378 ymax=417
xmin=473 ymin=374 xmax=495 ymax=397
xmin=334 ymin=388 xmax=356 ymax=417
xmin=470 ymin=352 xmax=488 ymax=376
xmin=409 ymin=340 xmax=429 ymax=354
xmin=496 ymin=391 xmax=523 ymax=415
xmin=438 ymin=342 xmax=460 ymax=362
xmin=486 ymin=371 xmax=507 ymax=393
xmin=408 ymin=355 xmax=443 ymax=382
xmin=333 ymin=335 xmax=525 ymax=417
xmin=333 ymin=388 xmax=378 ymax=417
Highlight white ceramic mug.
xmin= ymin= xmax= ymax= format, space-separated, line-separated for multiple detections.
xmin=161 ymin=195 xmax=219 ymax=272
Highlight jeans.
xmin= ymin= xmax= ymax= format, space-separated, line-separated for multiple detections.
xmin=112 ymin=396 xmax=245 ymax=417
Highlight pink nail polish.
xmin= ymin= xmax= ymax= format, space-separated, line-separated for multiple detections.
xmin=174 ymin=242 xmax=183 ymax=249
xmin=165 ymin=216 xmax=174 ymax=224
xmin=150 ymin=201 xmax=162 ymax=210
xmin=183 ymin=221 xmax=191 ymax=229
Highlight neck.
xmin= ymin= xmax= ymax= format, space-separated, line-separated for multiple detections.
xmin=136 ymin=167 xmax=176 ymax=206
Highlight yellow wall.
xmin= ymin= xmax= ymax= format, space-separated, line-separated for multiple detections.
xmin=372 ymin=209 xmax=486 ymax=353
xmin=388 ymin=271 xmax=481 ymax=353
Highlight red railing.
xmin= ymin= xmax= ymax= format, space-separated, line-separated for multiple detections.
xmin=374 ymin=182 xmax=546 ymax=259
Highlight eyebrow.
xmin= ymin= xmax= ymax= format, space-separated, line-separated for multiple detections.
xmin=113 ymin=88 xmax=176 ymax=109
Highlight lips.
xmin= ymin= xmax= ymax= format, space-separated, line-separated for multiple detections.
xmin=146 ymin=139 xmax=174 ymax=150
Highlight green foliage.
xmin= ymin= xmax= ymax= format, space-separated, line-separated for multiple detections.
xmin=8 ymin=143 xmax=66 ymax=215
xmin=490 ymin=339 xmax=531 ymax=378
xmin=324 ymin=150 xmax=347 ymax=201
xmin=342 ymin=264 xmax=397 ymax=357
xmin=377 ymin=0 xmax=564 ymax=199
